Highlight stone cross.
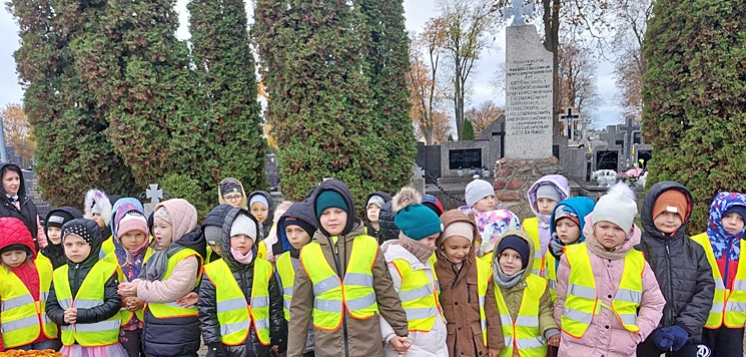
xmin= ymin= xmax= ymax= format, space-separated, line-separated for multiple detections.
xmin=559 ymin=107 xmax=580 ymax=141
xmin=503 ymin=0 xmax=534 ymax=26
xmin=619 ymin=115 xmax=641 ymax=169
xmin=144 ymin=184 xmax=163 ymax=217
xmin=412 ymin=166 xmax=425 ymax=180
xmin=411 ymin=166 xmax=426 ymax=196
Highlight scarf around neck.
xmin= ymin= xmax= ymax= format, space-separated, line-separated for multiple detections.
xmin=494 ymin=267 xmax=525 ymax=289
xmin=399 ymin=233 xmax=437 ymax=263
xmin=142 ymin=242 xmax=184 ymax=281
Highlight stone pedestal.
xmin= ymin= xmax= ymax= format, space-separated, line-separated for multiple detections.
xmin=493 ymin=157 xmax=563 ymax=220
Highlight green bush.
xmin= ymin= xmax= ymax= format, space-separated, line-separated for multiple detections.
xmin=160 ymin=173 xmax=210 ymax=220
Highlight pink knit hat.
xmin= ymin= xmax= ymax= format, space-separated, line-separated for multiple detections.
xmin=117 ymin=213 xmax=148 ymax=237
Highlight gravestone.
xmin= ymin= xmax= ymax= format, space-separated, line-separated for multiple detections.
xmin=264 ymin=154 xmax=280 ymax=191
xmin=439 ymin=140 xmax=491 ymax=179
xmin=410 ymin=166 xmax=426 ymax=196
xmin=21 ymin=170 xmax=51 ymax=219
xmin=596 ymin=150 xmax=619 ymax=171
xmin=144 ymin=184 xmax=163 ymax=217
xmin=560 ymin=108 xmax=580 ymax=141
xmin=449 ymin=148 xmax=482 ymax=170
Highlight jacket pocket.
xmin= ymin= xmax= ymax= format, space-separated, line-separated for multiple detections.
xmin=471 ymin=323 xmax=487 ymax=356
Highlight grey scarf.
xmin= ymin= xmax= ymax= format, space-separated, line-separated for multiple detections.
xmin=493 ymin=267 xmax=525 ymax=289
xmin=141 ymin=243 xmax=185 ymax=281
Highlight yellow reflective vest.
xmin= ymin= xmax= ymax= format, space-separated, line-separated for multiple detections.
xmin=0 ymin=257 xmax=58 ymax=349
xmin=101 ymin=236 xmax=115 ymax=257
xmin=391 ymin=253 xmax=443 ymax=332
xmin=275 ymin=253 xmax=295 ymax=321
xmin=103 ymin=248 xmax=154 ymax=325
xmin=561 ymin=244 xmax=644 ymax=338
xmin=692 ymin=233 xmax=746 ymax=328
xmin=53 ymin=260 xmax=121 ymax=347
xmin=475 ymin=257 xmax=491 ymax=347
xmin=299 ymin=235 xmax=380 ymax=331
xmin=545 ymin=253 xmax=558 ymax=302
xmin=147 ymin=248 xmax=203 ymax=319
xmin=495 ymin=274 xmax=548 ymax=357
xmin=521 ymin=218 xmax=548 ymax=276
xmin=204 ymin=258 xmax=272 ymax=346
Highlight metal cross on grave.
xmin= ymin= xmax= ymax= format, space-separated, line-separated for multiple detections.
xmin=559 ymin=108 xmax=580 ymax=141
xmin=146 ymin=184 xmax=163 ymax=204
xmin=412 ymin=166 xmax=425 ymax=180
xmin=619 ymin=115 xmax=641 ymax=169
xmin=503 ymin=0 xmax=534 ymax=26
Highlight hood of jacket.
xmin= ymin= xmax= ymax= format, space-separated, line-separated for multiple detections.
xmin=381 ymin=240 xmax=426 ymax=268
xmin=549 ymin=196 xmax=596 ymax=242
xmin=202 ymin=204 xmax=234 ymax=232
xmin=491 ymin=229 xmax=534 ymax=282
xmin=438 ymin=209 xmax=479 ymax=254
xmin=0 ymin=217 xmax=36 ymax=258
xmin=45 ymin=207 xmax=84 ymax=242
xmin=62 ymin=218 xmax=103 ymax=269
xmin=364 ymin=191 xmax=392 ymax=221
xmin=583 ymin=213 xmax=642 ymax=256
xmin=218 ymin=177 xmax=249 ymax=209
xmin=273 ymin=200 xmax=318 ymax=257
xmin=706 ymin=192 xmax=746 ymax=255
xmin=248 ymin=190 xmax=275 ymax=223
xmin=377 ymin=200 xmax=400 ymax=242
xmin=310 ymin=180 xmax=359 ymax=237
xmin=641 ymin=182 xmax=693 ymax=240
xmin=527 ymin=175 xmax=571 ymax=222
xmin=218 ymin=206 xmax=261 ymax=270
xmin=154 ymin=199 xmax=198 ymax=245
xmin=110 ymin=198 xmax=145 ymax=240
xmin=422 ymin=194 xmax=445 ymax=216
xmin=84 ymin=189 xmax=113 ymax=226
xmin=0 ymin=163 xmax=27 ymax=198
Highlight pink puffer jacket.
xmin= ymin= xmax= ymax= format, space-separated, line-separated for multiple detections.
xmin=553 ymin=215 xmax=665 ymax=357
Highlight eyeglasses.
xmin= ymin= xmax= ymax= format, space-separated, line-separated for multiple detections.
xmin=225 ymin=194 xmax=242 ymax=202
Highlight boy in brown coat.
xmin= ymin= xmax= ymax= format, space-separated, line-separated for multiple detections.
xmin=435 ymin=209 xmax=505 ymax=357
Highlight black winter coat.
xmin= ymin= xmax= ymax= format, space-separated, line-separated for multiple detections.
xmin=0 ymin=163 xmax=41 ymax=249
xmin=41 ymin=207 xmax=84 ymax=269
xmin=377 ymin=201 xmax=400 ymax=244
xmin=199 ymin=207 xmax=286 ymax=357
xmin=637 ymin=181 xmax=715 ymax=344
xmin=46 ymin=219 xmax=122 ymax=328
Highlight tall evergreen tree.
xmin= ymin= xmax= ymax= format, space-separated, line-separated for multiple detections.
xmin=188 ymin=0 xmax=266 ymax=190
xmin=254 ymin=0 xmax=391 ymax=204
xmin=643 ymin=0 xmax=746 ymax=230
xmin=359 ymin=0 xmax=417 ymax=194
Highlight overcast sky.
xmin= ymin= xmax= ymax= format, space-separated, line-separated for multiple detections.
xmin=0 ymin=0 xmax=622 ymax=129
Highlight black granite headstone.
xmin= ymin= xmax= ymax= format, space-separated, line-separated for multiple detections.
xmin=21 ymin=170 xmax=51 ymax=218
xmin=596 ymin=151 xmax=619 ymax=171
xmin=448 ymin=148 xmax=482 ymax=170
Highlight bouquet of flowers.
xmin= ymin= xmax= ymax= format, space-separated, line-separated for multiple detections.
xmin=0 ymin=350 xmax=65 ymax=357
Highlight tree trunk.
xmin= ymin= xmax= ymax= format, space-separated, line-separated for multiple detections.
xmin=543 ymin=0 xmax=562 ymax=135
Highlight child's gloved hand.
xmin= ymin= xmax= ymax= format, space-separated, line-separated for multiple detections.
xmin=650 ymin=327 xmax=674 ymax=350
xmin=665 ymin=325 xmax=689 ymax=351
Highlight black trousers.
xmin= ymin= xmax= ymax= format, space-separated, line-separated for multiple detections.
xmin=637 ymin=337 xmax=701 ymax=357
xmin=701 ymin=326 xmax=744 ymax=357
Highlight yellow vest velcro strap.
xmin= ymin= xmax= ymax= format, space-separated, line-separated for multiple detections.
xmin=75 ymin=299 xmax=103 ymax=308
xmin=2 ymin=294 xmax=35 ymax=310
xmin=74 ymin=320 xmax=122 ymax=332
xmin=515 ymin=316 xmax=540 ymax=327
xmin=568 ymin=284 xmax=597 ymax=299
xmin=711 ymin=302 xmax=725 ymax=313
xmin=734 ymin=280 xmax=746 ymax=291
xmin=312 ymin=276 xmax=341 ymax=295
xmin=1 ymin=315 xmax=39 ymax=332
xmin=59 ymin=298 xmax=72 ymax=309
xmin=403 ymin=307 xmax=438 ymax=320
xmin=314 ymin=299 xmax=343 ymax=312
xmin=221 ymin=320 xmax=250 ymax=337
xmin=726 ymin=301 xmax=746 ymax=313
xmin=345 ymin=293 xmax=376 ymax=311
xmin=615 ymin=289 xmax=642 ymax=304
xmin=217 ymin=297 xmax=247 ymax=312
xmin=345 ymin=272 xmax=374 ymax=286
xmin=564 ymin=307 xmax=593 ymax=324
xmin=399 ymin=285 xmax=433 ymax=301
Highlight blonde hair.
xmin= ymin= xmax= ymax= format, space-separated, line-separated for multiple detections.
xmin=0 ymin=251 xmax=32 ymax=272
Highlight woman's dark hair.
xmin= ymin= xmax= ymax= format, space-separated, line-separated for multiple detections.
xmin=1 ymin=165 xmax=22 ymax=181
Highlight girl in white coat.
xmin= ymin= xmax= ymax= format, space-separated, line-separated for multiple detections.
xmin=379 ymin=187 xmax=448 ymax=357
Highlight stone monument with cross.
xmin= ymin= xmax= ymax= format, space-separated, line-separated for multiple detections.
xmin=411 ymin=166 xmax=426 ymax=196
xmin=559 ymin=107 xmax=581 ymax=141
xmin=143 ymin=184 xmax=163 ymax=217
xmin=619 ymin=115 xmax=641 ymax=169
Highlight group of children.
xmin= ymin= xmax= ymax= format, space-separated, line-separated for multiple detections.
xmin=0 ymin=167 xmax=745 ymax=357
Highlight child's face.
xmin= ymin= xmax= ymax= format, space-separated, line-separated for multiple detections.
xmin=209 ymin=243 xmax=222 ymax=256
xmin=2 ymin=170 xmax=20 ymax=196
xmin=1 ymin=249 xmax=27 ymax=268
xmin=472 ymin=195 xmax=497 ymax=213
xmin=251 ymin=203 xmax=269 ymax=223
xmin=152 ymin=217 xmax=173 ymax=248
xmin=230 ymin=234 xmax=254 ymax=255
xmin=555 ymin=218 xmax=581 ymax=244
xmin=63 ymin=235 xmax=91 ymax=263
xmin=441 ymin=236 xmax=471 ymax=264
xmin=537 ymin=198 xmax=558 ymax=216
xmin=48 ymin=227 xmax=62 ymax=245
xmin=421 ymin=233 xmax=439 ymax=248
xmin=723 ymin=212 xmax=745 ymax=235
xmin=92 ymin=213 xmax=105 ymax=228
xmin=285 ymin=225 xmax=312 ymax=250
xmin=498 ymin=248 xmax=523 ymax=276
xmin=653 ymin=212 xmax=682 ymax=234
xmin=223 ymin=192 xmax=243 ymax=208
xmin=367 ymin=204 xmax=380 ymax=223
xmin=320 ymin=208 xmax=348 ymax=236
xmin=120 ymin=231 xmax=147 ymax=250
xmin=594 ymin=222 xmax=627 ymax=250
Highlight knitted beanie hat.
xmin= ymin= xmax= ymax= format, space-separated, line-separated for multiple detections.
xmin=465 ymin=179 xmax=495 ymax=208
xmin=230 ymin=214 xmax=258 ymax=241
xmin=393 ymin=187 xmax=443 ymax=240
xmin=315 ymin=190 xmax=349 ymax=217
xmin=117 ymin=212 xmax=148 ymax=237
xmin=592 ymin=182 xmax=638 ymax=232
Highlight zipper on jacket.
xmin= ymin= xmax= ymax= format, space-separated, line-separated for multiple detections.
xmin=724 ymin=241 xmax=732 ymax=291
xmin=664 ymin=237 xmax=675 ymax=328
xmin=73 ymin=263 xmax=80 ymax=298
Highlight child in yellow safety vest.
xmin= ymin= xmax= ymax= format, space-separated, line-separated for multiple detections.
xmin=270 ymin=200 xmax=318 ymax=357
xmin=116 ymin=199 xmax=206 ymax=357
xmin=553 ymin=183 xmax=665 ymax=357
xmin=199 ymin=207 xmax=285 ymax=357
xmin=492 ymin=230 xmax=559 ymax=357
xmin=46 ymin=219 xmax=127 ymax=357
xmin=0 ymin=217 xmax=58 ymax=352
xmin=378 ymin=187 xmax=447 ymax=357
xmin=286 ymin=179 xmax=408 ymax=357
xmin=524 ymin=176 xmax=571 ymax=276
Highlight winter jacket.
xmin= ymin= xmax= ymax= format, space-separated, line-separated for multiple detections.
xmin=525 ymin=175 xmax=571 ymax=258
xmin=135 ymin=199 xmax=206 ymax=357
xmin=45 ymin=219 xmax=122 ymax=329
xmin=379 ymin=241 xmax=448 ymax=357
xmin=364 ymin=191 xmax=392 ymax=244
xmin=41 ymin=207 xmax=84 ymax=269
xmin=554 ymin=215 xmax=665 ymax=357
xmin=492 ymin=229 xmax=558 ymax=356
xmin=435 ymin=210 xmax=504 ymax=357
xmin=218 ymin=177 xmax=249 ymax=209
xmin=0 ymin=163 xmax=46 ymax=251
xmin=287 ymin=179 xmax=408 ymax=357
xmin=378 ymin=200 xmax=400 ymax=243
xmin=702 ymin=192 xmax=746 ymax=290
xmin=248 ymin=191 xmax=275 ymax=240
xmin=547 ymin=197 xmax=595 ymax=268
xmin=636 ymin=182 xmax=714 ymax=344
xmin=199 ymin=207 xmax=286 ymax=357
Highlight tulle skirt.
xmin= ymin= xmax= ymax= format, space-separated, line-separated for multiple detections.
xmin=60 ymin=343 xmax=127 ymax=357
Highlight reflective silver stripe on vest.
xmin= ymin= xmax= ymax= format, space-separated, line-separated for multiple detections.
xmin=314 ymin=298 xmax=343 ymax=312
xmin=504 ymin=337 xmax=514 ymax=347
xmin=725 ymin=301 xmax=746 ymax=313
xmin=0 ymin=315 xmax=39 ymax=333
xmin=479 ymin=295 xmax=486 ymax=331
xmin=711 ymin=302 xmax=725 ymax=313
xmin=61 ymin=325 xmax=72 ymax=331
xmin=618 ymin=313 xmax=637 ymax=326
xmin=312 ymin=276 xmax=341 ymax=296
xmin=1 ymin=294 xmax=34 ymax=310
xmin=564 ymin=307 xmax=593 ymax=324
xmin=283 ymin=286 xmax=293 ymax=296
xmin=283 ymin=298 xmax=292 ymax=312
xmin=568 ymin=284 xmax=596 ymax=299
xmin=165 ymin=301 xmax=195 ymax=309
xmin=515 ymin=315 xmax=540 ymax=327
xmin=516 ymin=337 xmax=546 ymax=349
xmin=715 ymin=278 xmax=726 ymax=291
xmin=40 ymin=292 xmax=49 ymax=302
xmin=75 ymin=299 xmax=103 ymax=309
xmin=500 ymin=314 xmax=512 ymax=326
xmin=548 ymin=279 xmax=557 ymax=291
xmin=217 ymin=297 xmax=247 ymax=312
xmin=252 ymin=296 xmax=270 ymax=309
xmin=255 ymin=317 xmax=270 ymax=331
xmin=41 ymin=314 xmax=53 ymax=325
xmin=404 ymin=307 xmax=438 ymax=320
xmin=614 ymin=289 xmax=641 ymax=304
xmin=73 ymin=319 xmax=121 ymax=332
xmin=399 ymin=285 xmax=433 ymax=302
xmin=733 ymin=280 xmax=746 ymax=292
xmin=220 ymin=320 xmax=250 ymax=337
xmin=345 ymin=293 xmax=376 ymax=311
xmin=344 ymin=273 xmax=374 ymax=287
xmin=58 ymin=298 xmax=72 ymax=309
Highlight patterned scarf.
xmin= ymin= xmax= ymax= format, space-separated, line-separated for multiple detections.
xmin=707 ymin=192 xmax=746 ymax=260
